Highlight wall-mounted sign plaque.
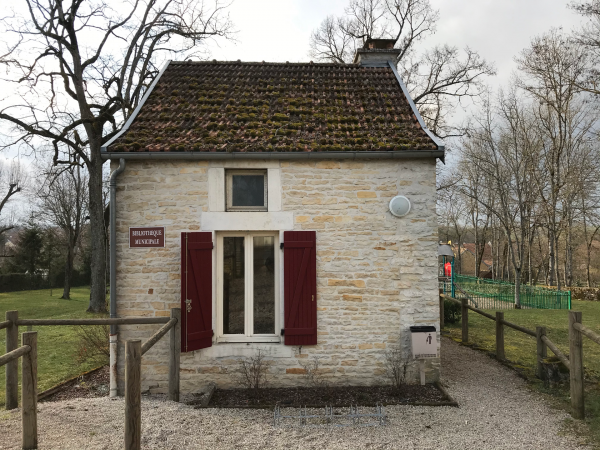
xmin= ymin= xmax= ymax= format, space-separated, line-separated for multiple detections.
xmin=129 ymin=227 xmax=165 ymax=248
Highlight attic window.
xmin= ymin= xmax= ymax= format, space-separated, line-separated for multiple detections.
xmin=226 ymin=170 xmax=268 ymax=211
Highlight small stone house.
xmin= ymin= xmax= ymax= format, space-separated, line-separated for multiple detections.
xmin=102 ymin=40 xmax=444 ymax=395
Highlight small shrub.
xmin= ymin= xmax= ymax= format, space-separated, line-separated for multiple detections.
xmin=75 ymin=325 xmax=109 ymax=365
xmin=444 ymin=299 xmax=461 ymax=324
xmin=383 ymin=347 xmax=410 ymax=390
xmin=234 ymin=350 xmax=269 ymax=391
xmin=300 ymin=356 xmax=329 ymax=388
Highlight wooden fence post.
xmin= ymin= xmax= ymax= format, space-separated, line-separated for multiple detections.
xmin=569 ymin=311 xmax=584 ymax=420
xmin=5 ymin=310 xmax=18 ymax=410
xmin=169 ymin=308 xmax=181 ymax=402
xmin=536 ymin=326 xmax=547 ymax=380
xmin=461 ymin=298 xmax=468 ymax=343
xmin=439 ymin=289 xmax=444 ymax=330
xmin=496 ymin=312 xmax=505 ymax=361
xmin=125 ymin=339 xmax=142 ymax=450
xmin=22 ymin=331 xmax=37 ymax=450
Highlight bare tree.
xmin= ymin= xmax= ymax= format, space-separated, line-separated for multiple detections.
xmin=0 ymin=0 xmax=234 ymax=311
xmin=460 ymin=89 xmax=541 ymax=307
xmin=516 ymin=29 xmax=596 ymax=289
xmin=0 ymin=160 xmax=24 ymax=236
xmin=437 ymin=183 xmax=469 ymax=273
xmin=308 ymin=0 xmax=496 ymax=137
xmin=37 ymin=163 xmax=88 ymax=300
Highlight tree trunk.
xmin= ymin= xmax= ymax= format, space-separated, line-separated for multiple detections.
xmin=87 ymin=145 xmax=107 ymax=313
xmin=61 ymin=242 xmax=73 ymax=300
xmin=555 ymin=235 xmax=562 ymax=291
xmin=566 ymin=213 xmax=573 ymax=287
xmin=548 ymin=232 xmax=555 ymax=286
xmin=514 ymin=266 xmax=522 ymax=308
xmin=587 ymin=242 xmax=592 ymax=288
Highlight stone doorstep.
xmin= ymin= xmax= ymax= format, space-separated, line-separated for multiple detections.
xmin=182 ymin=382 xmax=217 ymax=408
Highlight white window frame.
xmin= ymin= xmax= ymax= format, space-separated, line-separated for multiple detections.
xmin=226 ymin=169 xmax=268 ymax=212
xmin=216 ymin=231 xmax=280 ymax=343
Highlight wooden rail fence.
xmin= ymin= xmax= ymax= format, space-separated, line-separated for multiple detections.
xmin=2 ymin=308 xmax=181 ymax=450
xmin=440 ymin=292 xmax=599 ymax=420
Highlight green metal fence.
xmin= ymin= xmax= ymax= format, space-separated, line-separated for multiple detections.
xmin=450 ymin=274 xmax=571 ymax=310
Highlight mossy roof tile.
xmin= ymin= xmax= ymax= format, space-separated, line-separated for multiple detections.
xmin=107 ymin=61 xmax=438 ymax=153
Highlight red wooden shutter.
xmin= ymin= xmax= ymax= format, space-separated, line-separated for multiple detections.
xmin=284 ymin=231 xmax=317 ymax=345
xmin=181 ymin=232 xmax=213 ymax=352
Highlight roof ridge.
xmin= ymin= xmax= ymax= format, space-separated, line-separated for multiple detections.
xmin=170 ymin=60 xmax=377 ymax=68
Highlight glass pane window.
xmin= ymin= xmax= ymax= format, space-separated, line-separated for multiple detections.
xmin=218 ymin=233 xmax=278 ymax=341
xmin=232 ymin=175 xmax=264 ymax=207
xmin=226 ymin=170 xmax=267 ymax=211
xmin=223 ymin=237 xmax=245 ymax=334
xmin=253 ymin=236 xmax=275 ymax=334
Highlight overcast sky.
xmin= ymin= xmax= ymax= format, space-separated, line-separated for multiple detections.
xmin=213 ymin=0 xmax=584 ymax=90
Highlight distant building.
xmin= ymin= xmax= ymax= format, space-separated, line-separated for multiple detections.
xmin=453 ymin=243 xmax=493 ymax=277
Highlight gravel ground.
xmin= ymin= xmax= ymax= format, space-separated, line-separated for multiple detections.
xmin=0 ymin=338 xmax=590 ymax=450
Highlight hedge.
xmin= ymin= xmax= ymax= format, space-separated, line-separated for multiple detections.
xmin=0 ymin=270 xmax=90 ymax=293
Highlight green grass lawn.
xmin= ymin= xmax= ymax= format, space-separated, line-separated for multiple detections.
xmin=445 ymin=300 xmax=600 ymax=447
xmin=0 ymin=287 xmax=108 ymax=408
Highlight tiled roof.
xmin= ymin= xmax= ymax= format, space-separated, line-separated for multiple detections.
xmin=457 ymin=243 xmax=493 ymax=268
xmin=106 ymin=61 xmax=439 ymax=153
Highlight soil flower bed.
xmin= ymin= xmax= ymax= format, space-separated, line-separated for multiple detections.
xmin=37 ymin=366 xmax=449 ymax=408
xmin=40 ymin=366 xmax=109 ymax=402
xmin=209 ymin=384 xmax=446 ymax=408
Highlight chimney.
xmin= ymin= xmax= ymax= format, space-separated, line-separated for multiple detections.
xmin=353 ymin=38 xmax=400 ymax=66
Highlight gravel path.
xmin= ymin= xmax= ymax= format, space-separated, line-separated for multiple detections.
xmin=0 ymin=338 xmax=589 ymax=449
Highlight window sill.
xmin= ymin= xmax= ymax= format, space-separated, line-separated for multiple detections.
xmin=216 ymin=336 xmax=281 ymax=344
xmin=201 ymin=211 xmax=293 ymax=231
xmin=225 ymin=208 xmax=269 ymax=212
xmin=198 ymin=341 xmax=294 ymax=358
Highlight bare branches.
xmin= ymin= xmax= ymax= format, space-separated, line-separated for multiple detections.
xmin=442 ymin=28 xmax=600 ymax=290
xmin=1 ymin=0 xmax=235 ymax=159
xmin=234 ymin=350 xmax=269 ymax=391
xmin=0 ymin=0 xmax=234 ymax=311
xmin=309 ymin=16 xmax=356 ymax=64
xmin=308 ymin=0 xmax=495 ymax=138
xmin=0 ymin=160 xmax=24 ymax=236
xmin=570 ymin=0 xmax=600 ymax=95
xmin=35 ymin=161 xmax=89 ymax=299
xmin=402 ymin=45 xmax=496 ymax=137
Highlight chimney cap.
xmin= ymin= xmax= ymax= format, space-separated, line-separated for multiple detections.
xmin=364 ymin=38 xmax=396 ymax=50
xmin=353 ymin=38 xmax=401 ymax=65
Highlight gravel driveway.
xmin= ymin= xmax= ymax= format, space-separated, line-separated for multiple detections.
xmin=0 ymin=338 xmax=590 ymax=449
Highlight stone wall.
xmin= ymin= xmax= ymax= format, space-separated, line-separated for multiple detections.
xmin=112 ymin=158 xmax=440 ymax=394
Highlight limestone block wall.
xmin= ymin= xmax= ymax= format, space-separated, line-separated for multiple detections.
xmin=112 ymin=158 xmax=439 ymax=394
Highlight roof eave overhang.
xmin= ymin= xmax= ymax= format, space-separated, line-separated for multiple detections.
xmin=386 ymin=61 xmax=445 ymax=163
xmin=101 ymin=59 xmax=445 ymax=164
xmin=101 ymin=150 xmax=444 ymax=161
xmin=101 ymin=60 xmax=171 ymax=153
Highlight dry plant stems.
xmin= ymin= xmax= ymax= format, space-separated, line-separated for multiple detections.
xmin=235 ymin=350 xmax=269 ymax=392
xmin=300 ymin=356 xmax=329 ymax=388
xmin=75 ymin=325 xmax=110 ymax=364
xmin=383 ymin=347 xmax=410 ymax=390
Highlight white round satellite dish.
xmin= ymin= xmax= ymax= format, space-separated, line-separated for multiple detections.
xmin=389 ymin=195 xmax=411 ymax=217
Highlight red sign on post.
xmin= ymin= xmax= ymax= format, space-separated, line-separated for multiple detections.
xmin=129 ymin=227 xmax=165 ymax=248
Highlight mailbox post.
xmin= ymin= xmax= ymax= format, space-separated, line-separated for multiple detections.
xmin=410 ymin=325 xmax=438 ymax=385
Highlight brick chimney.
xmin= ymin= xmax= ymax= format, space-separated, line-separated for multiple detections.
xmin=353 ymin=38 xmax=400 ymax=66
